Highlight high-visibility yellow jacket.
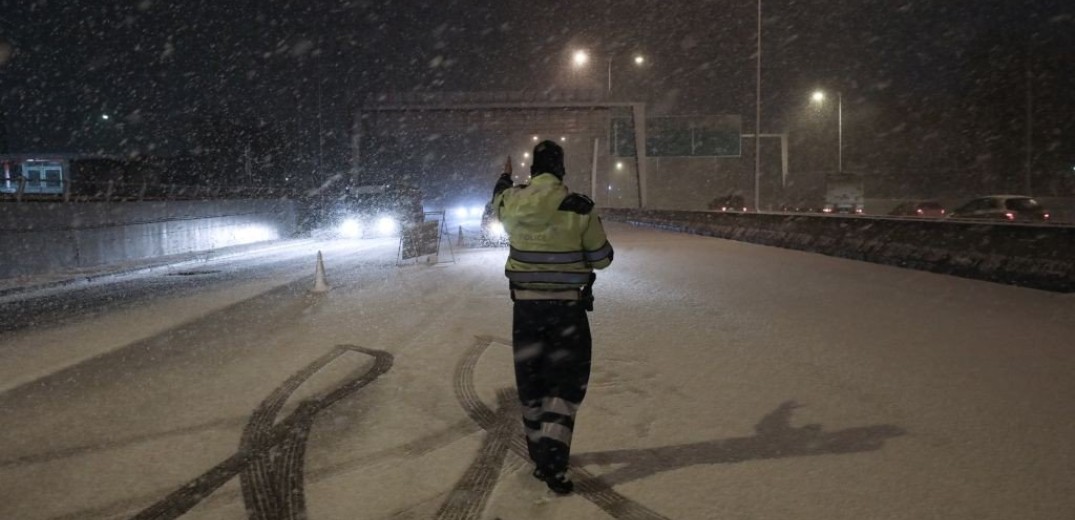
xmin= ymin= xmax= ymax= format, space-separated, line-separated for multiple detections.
xmin=492 ymin=173 xmax=613 ymax=292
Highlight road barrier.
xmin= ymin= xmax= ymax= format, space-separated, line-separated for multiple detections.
xmin=0 ymin=200 xmax=299 ymax=279
xmin=603 ymin=209 xmax=1075 ymax=293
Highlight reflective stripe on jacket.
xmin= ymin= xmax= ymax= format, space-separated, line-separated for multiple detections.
xmin=493 ymin=173 xmax=613 ymax=291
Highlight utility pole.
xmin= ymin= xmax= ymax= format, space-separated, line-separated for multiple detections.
xmin=0 ymin=103 xmax=8 ymax=155
xmin=754 ymin=0 xmax=762 ymax=210
xmin=0 ymin=16 xmax=20 ymax=154
xmin=317 ymin=51 xmax=324 ymax=185
xmin=607 ymin=56 xmax=613 ymax=96
xmin=1024 ymin=58 xmax=1033 ymax=195
xmin=316 ymin=40 xmax=326 ymax=222
xmin=837 ymin=91 xmax=843 ymax=174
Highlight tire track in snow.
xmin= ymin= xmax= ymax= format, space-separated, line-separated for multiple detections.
xmin=452 ymin=336 xmax=673 ymax=520
xmin=434 ymin=388 xmax=517 ymax=520
xmin=130 ymin=344 xmax=393 ymax=520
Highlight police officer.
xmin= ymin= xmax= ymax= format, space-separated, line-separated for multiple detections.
xmin=491 ymin=140 xmax=613 ymax=494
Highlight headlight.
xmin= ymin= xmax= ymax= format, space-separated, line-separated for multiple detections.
xmin=489 ymin=221 xmax=505 ymax=237
xmin=376 ymin=216 xmax=398 ymax=234
xmin=339 ymin=218 xmax=362 ymax=238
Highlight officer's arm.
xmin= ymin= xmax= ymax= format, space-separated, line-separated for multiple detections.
xmin=559 ymin=194 xmax=613 ymax=270
xmin=492 ymin=156 xmax=513 ymax=198
xmin=491 ymin=157 xmax=514 ymax=221
xmin=582 ymin=214 xmax=613 ymax=269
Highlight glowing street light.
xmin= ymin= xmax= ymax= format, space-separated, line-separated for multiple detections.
xmin=810 ymin=89 xmax=843 ymax=173
xmin=101 ymin=114 xmax=110 ymax=120
xmin=570 ymin=48 xmax=648 ymax=94
xmin=572 ymin=50 xmax=589 ymax=67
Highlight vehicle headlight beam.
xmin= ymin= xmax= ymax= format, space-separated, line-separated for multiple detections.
xmin=376 ymin=216 xmax=398 ymax=235
xmin=339 ymin=218 xmax=363 ymax=238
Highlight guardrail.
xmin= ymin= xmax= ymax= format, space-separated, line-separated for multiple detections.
xmin=602 ymin=208 xmax=1075 ymax=293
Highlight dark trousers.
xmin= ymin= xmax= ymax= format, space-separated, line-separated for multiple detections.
xmin=511 ymin=299 xmax=592 ymax=476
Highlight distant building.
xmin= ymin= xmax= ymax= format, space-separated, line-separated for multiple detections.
xmin=1 ymin=153 xmax=132 ymax=199
xmin=1 ymin=153 xmax=73 ymax=195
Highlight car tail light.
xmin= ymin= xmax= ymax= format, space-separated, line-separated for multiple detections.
xmin=822 ymin=208 xmax=833 ymax=213
xmin=940 ymin=209 xmax=946 ymax=215
xmin=742 ymin=207 xmax=748 ymax=212
xmin=855 ymin=208 xmax=864 ymax=214
xmin=1043 ymin=213 xmax=1050 ymax=220
xmin=1004 ymin=212 xmax=1015 ymax=220
xmin=916 ymin=208 xmax=923 ymax=215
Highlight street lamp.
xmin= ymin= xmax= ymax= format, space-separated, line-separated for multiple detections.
xmin=572 ymin=50 xmax=589 ymax=67
xmin=811 ymin=89 xmax=843 ymax=174
xmin=571 ymin=48 xmax=647 ymax=94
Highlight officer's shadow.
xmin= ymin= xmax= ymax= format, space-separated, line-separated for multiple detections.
xmin=572 ymin=400 xmax=906 ymax=487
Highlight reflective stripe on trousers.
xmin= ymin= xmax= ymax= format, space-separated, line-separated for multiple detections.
xmin=511 ymin=299 xmax=592 ymax=474
xmin=521 ymin=397 xmax=581 ymax=446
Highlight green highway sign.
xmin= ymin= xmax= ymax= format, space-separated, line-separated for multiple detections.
xmin=610 ymin=114 xmax=741 ymax=158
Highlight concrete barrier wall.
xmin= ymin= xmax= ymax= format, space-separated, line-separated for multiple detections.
xmin=0 ymin=200 xmax=298 ymax=278
xmin=603 ymin=208 xmax=1075 ymax=293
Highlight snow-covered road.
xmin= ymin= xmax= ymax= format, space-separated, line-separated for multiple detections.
xmin=1 ymin=222 xmax=1073 ymax=520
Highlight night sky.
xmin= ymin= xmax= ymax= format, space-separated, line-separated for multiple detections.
xmin=1 ymin=0 xmax=1072 ymax=195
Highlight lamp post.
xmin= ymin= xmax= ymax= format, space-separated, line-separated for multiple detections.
xmin=0 ymin=15 xmax=20 ymax=154
xmin=811 ymin=90 xmax=843 ymax=174
xmin=570 ymin=48 xmax=649 ymax=207
xmin=610 ymin=54 xmax=646 ymax=95
xmin=571 ymin=49 xmax=646 ymax=95
xmin=754 ymin=0 xmax=761 ymax=210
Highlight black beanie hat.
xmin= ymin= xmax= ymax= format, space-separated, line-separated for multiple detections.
xmin=530 ymin=140 xmax=566 ymax=179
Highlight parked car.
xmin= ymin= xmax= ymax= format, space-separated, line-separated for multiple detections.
xmin=948 ymin=195 xmax=1050 ymax=222
xmin=708 ymin=194 xmax=748 ymax=212
xmin=889 ymin=200 xmax=946 ymax=218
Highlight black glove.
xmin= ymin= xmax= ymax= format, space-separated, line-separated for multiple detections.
xmin=493 ymin=172 xmax=513 ymax=196
xmin=581 ymin=272 xmax=596 ymax=312
xmin=581 ymin=286 xmax=594 ymax=312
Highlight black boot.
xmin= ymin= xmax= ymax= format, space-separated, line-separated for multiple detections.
xmin=541 ymin=471 xmax=574 ymax=495
xmin=531 ymin=467 xmax=547 ymax=481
